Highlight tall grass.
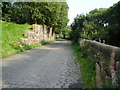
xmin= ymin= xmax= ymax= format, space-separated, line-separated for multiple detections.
xmin=72 ymin=41 xmax=96 ymax=88
xmin=2 ymin=21 xmax=55 ymax=58
xmin=2 ymin=21 xmax=31 ymax=58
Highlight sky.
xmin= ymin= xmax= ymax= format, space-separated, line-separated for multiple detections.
xmin=67 ymin=0 xmax=120 ymax=25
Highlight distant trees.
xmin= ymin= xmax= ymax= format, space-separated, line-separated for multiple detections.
xmin=70 ymin=1 xmax=120 ymax=47
xmin=61 ymin=26 xmax=71 ymax=39
xmin=2 ymin=2 xmax=69 ymax=33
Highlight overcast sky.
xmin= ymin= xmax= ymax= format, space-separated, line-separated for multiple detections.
xmin=67 ymin=0 xmax=120 ymax=25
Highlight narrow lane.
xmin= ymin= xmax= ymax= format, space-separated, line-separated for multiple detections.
xmin=2 ymin=40 xmax=82 ymax=88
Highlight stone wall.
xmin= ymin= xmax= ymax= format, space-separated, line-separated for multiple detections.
xmin=20 ymin=24 xmax=55 ymax=45
xmin=79 ymin=39 xmax=120 ymax=87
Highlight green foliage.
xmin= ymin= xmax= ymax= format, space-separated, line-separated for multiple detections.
xmin=70 ymin=8 xmax=107 ymax=41
xmin=102 ymin=1 xmax=120 ymax=47
xmin=81 ymin=21 xmax=104 ymax=40
xmin=61 ymin=26 xmax=71 ymax=39
xmin=70 ymin=1 xmax=120 ymax=47
xmin=2 ymin=2 xmax=69 ymax=33
xmin=72 ymin=42 xmax=96 ymax=88
xmin=70 ymin=14 xmax=86 ymax=42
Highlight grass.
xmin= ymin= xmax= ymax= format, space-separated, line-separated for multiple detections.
xmin=1 ymin=21 xmax=55 ymax=58
xmin=72 ymin=41 xmax=96 ymax=88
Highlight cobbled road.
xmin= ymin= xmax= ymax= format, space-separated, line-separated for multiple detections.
xmin=1 ymin=39 xmax=82 ymax=88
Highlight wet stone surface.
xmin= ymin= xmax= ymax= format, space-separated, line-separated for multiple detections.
xmin=2 ymin=40 xmax=83 ymax=88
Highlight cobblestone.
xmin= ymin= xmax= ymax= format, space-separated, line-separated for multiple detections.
xmin=2 ymin=39 xmax=83 ymax=88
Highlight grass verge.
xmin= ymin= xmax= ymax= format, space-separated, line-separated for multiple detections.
xmin=2 ymin=37 xmax=55 ymax=58
xmin=72 ymin=41 xmax=96 ymax=88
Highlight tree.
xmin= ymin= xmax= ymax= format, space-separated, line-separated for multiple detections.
xmin=70 ymin=14 xmax=86 ymax=42
xmin=2 ymin=2 xmax=69 ymax=34
xmin=70 ymin=1 xmax=120 ymax=47
xmin=62 ymin=26 xmax=71 ymax=39
xmin=103 ymin=1 xmax=120 ymax=46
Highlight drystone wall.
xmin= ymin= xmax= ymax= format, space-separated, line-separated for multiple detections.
xmin=21 ymin=24 xmax=55 ymax=45
xmin=79 ymin=39 xmax=120 ymax=87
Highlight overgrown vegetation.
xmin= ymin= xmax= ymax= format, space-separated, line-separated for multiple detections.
xmin=72 ymin=41 xmax=96 ymax=88
xmin=70 ymin=1 xmax=120 ymax=47
xmin=2 ymin=21 xmax=55 ymax=58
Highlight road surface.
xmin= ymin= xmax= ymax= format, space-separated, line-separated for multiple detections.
xmin=1 ymin=40 xmax=82 ymax=88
